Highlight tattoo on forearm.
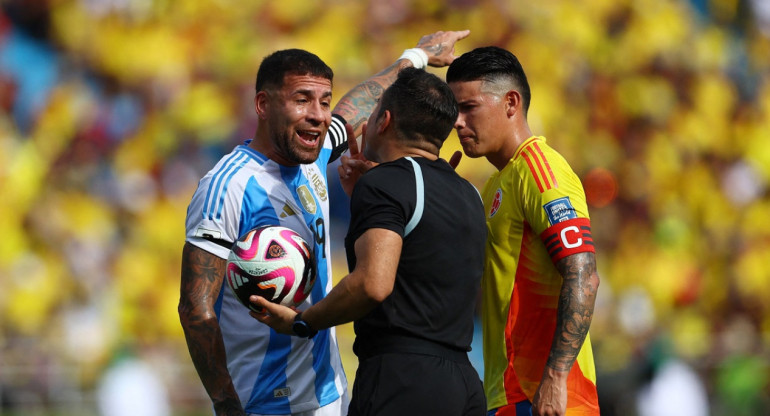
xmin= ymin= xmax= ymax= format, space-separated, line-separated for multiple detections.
xmin=335 ymin=81 xmax=384 ymax=132
xmin=547 ymin=252 xmax=600 ymax=372
xmin=333 ymin=62 xmax=401 ymax=131
xmin=179 ymin=243 xmax=242 ymax=413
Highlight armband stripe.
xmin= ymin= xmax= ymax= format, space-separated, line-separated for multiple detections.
xmin=328 ymin=115 xmax=347 ymax=148
xmin=546 ymin=240 xmax=560 ymax=252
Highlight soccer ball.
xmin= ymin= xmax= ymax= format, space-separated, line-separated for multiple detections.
xmin=226 ymin=225 xmax=316 ymax=312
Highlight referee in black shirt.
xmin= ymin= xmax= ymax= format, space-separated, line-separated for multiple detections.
xmin=251 ymin=67 xmax=487 ymax=416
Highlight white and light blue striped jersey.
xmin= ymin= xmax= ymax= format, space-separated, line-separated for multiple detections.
xmin=185 ymin=116 xmax=348 ymax=415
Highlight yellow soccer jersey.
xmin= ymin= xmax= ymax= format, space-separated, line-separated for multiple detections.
xmin=481 ymin=136 xmax=599 ymax=414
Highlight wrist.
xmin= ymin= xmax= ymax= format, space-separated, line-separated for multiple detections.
xmin=398 ymin=48 xmax=428 ymax=69
xmin=213 ymin=398 xmax=245 ymax=416
xmin=543 ymin=363 xmax=571 ymax=380
xmin=292 ymin=312 xmax=318 ymax=338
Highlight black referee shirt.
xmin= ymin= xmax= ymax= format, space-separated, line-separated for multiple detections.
xmin=344 ymin=156 xmax=486 ymax=354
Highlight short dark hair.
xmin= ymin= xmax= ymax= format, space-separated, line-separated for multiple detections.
xmin=255 ymin=49 xmax=333 ymax=92
xmin=446 ymin=46 xmax=531 ymax=114
xmin=377 ymin=67 xmax=459 ymax=151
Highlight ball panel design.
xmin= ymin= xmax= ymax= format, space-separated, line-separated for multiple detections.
xmin=225 ymin=225 xmax=316 ymax=311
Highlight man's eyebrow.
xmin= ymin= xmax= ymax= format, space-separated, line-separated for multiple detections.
xmin=293 ymin=89 xmax=333 ymax=99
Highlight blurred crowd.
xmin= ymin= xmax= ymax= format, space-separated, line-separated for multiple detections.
xmin=0 ymin=0 xmax=769 ymax=415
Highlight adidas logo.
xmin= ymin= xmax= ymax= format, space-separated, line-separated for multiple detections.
xmin=279 ymin=204 xmax=296 ymax=218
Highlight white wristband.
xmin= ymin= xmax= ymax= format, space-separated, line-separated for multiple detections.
xmin=398 ymin=48 xmax=429 ymax=69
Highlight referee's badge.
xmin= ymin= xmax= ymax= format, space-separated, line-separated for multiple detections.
xmin=489 ymin=188 xmax=502 ymax=217
xmin=297 ymin=185 xmax=317 ymax=214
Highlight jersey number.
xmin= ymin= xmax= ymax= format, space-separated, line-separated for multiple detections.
xmin=311 ymin=217 xmax=326 ymax=258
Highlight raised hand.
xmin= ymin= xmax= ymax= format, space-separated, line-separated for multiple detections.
xmin=333 ymin=30 xmax=470 ymax=138
xmin=338 ymin=123 xmax=377 ymax=197
xmin=447 ymin=150 xmax=462 ymax=169
xmin=416 ymin=30 xmax=471 ymax=67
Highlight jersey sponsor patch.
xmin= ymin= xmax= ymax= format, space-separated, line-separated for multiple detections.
xmin=543 ymin=196 xmax=577 ymax=226
xmin=490 ymin=188 xmax=502 ymax=217
xmin=540 ymin=217 xmax=595 ymax=262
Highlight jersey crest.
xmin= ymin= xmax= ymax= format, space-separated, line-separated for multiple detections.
xmin=490 ymin=188 xmax=502 ymax=217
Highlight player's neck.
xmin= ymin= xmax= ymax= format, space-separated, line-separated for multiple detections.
xmin=488 ymin=122 xmax=533 ymax=171
xmin=382 ymin=147 xmax=438 ymax=163
xmin=375 ymin=138 xmax=438 ymax=163
xmin=249 ymin=130 xmax=299 ymax=167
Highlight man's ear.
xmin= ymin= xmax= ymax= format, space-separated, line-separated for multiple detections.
xmin=505 ymin=90 xmax=522 ymax=118
xmin=255 ymin=91 xmax=269 ymax=119
xmin=377 ymin=109 xmax=392 ymax=134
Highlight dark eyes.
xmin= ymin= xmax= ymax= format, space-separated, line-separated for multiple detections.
xmin=295 ymin=98 xmax=331 ymax=108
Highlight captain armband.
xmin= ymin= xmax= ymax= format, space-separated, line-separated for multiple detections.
xmin=540 ymin=218 xmax=595 ymax=263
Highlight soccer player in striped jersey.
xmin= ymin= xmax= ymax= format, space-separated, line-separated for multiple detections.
xmin=179 ymin=31 xmax=470 ymax=416
xmin=447 ymin=47 xmax=601 ymax=416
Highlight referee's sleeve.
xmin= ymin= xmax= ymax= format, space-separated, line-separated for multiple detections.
xmin=327 ymin=114 xmax=349 ymax=163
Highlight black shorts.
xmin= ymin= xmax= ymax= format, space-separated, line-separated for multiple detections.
xmin=348 ymin=352 xmax=486 ymax=416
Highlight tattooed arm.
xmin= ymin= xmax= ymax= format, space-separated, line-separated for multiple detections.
xmin=333 ymin=30 xmax=470 ymax=137
xmin=179 ymin=242 xmax=245 ymax=416
xmin=532 ymin=252 xmax=600 ymax=416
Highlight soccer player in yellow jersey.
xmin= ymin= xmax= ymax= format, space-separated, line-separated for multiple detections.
xmin=446 ymin=47 xmax=601 ymax=416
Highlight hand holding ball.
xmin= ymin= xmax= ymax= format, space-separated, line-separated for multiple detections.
xmin=226 ymin=225 xmax=316 ymax=312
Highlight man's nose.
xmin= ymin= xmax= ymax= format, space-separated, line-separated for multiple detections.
xmin=454 ymin=116 xmax=465 ymax=130
xmin=307 ymin=101 xmax=328 ymax=123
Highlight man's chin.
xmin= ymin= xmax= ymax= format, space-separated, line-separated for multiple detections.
xmin=461 ymin=145 xmax=482 ymax=159
xmin=293 ymin=148 xmax=322 ymax=164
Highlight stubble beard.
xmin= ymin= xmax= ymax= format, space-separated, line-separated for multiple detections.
xmin=271 ymin=128 xmax=322 ymax=165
